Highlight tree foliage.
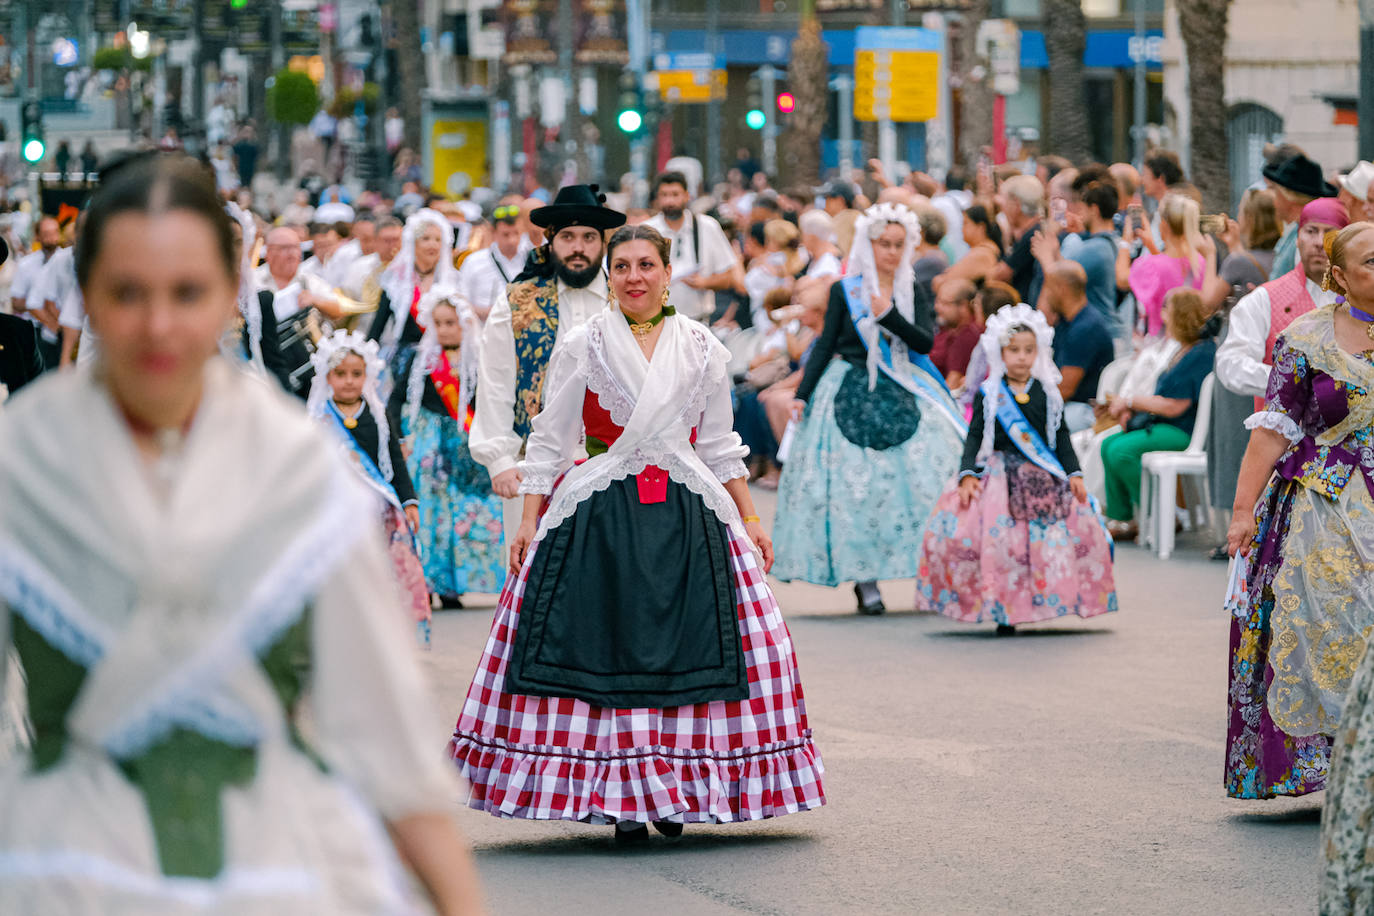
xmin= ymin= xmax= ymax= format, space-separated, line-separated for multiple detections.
xmin=267 ymin=69 xmax=320 ymax=127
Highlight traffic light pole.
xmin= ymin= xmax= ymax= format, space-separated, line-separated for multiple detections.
xmin=627 ymin=0 xmax=651 ymax=206
xmin=760 ymin=64 xmax=777 ymax=177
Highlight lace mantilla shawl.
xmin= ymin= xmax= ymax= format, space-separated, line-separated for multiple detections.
xmin=520 ymin=318 xmax=745 ymax=539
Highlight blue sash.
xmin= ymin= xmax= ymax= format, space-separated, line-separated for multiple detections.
xmin=991 ymin=381 xmax=1066 ymax=480
xmin=325 ymin=402 xmax=404 ymax=512
xmin=988 ymin=380 xmax=1114 ymax=557
xmin=840 ymin=275 xmax=967 ymax=436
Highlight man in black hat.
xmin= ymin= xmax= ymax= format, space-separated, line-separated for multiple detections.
xmin=1263 ymin=147 xmax=1337 ymax=280
xmin=470 ymin=184 xmax=626 ymax=504
xmin=0 ymin=237 xmax=45 ymax=400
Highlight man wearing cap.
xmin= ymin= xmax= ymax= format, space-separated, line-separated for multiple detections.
xmin=0 ymin=237 xmax=43 ymax=397
xmin=1217 ymin=198 xmax=1348 ymax=406
xmin=1340 ymin=161 xmax=1374 ymax=223
xmin=456 ymin=200 xmax=532 ymax=323
xmin=1264 ymin=151 xmax=1337 ymax=280
xmin=470 ymin=184 xmax=626 ymax=501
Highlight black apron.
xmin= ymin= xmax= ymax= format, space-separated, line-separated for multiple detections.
xmin=504 ymin=477 xmax=748 ymax=708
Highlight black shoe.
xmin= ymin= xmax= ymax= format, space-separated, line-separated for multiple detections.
xmin=854 ymin=581 xmax=886 ymax=615
xmin=652 ymin=820 xmax=684 ymax=838
xmin=438 ymin=592 xmax=465 ymax=609
xmin=995 ymin=624 xmax=1016 ymax=637
xmin=614 ymin=823 xmax=649 ymax=845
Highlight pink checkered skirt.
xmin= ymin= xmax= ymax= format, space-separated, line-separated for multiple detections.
xmin=447 ymin=526 xmax=825 ymax=824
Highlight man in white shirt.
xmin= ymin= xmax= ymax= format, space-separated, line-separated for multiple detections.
xmin=457 ymin=203 xmax=531 ymax=322
xmin=256 ymin=226 xmax=322 ymax=397
xmin=11 ymin=217 xmax=63 ymax=367
xmin=644 ymin=172 xmax=737 ymax=321
xmin=28 ymin=245 xmax=86 ymax=368
xmin=341 ymin=216 xmax=403 ymax=306
xmin=1216 ymin=198 xmax=1347 ymax=400
xmin=471 ymin=185 xmax=626 ymax=500
xmin=298 ymin=221 xmax=356 ymax=308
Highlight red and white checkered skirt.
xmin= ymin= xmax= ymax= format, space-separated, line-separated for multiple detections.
xmin=447 ymin=525 xmax=825 ymax=824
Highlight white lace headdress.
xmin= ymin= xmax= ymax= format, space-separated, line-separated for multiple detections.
xmin=975 ymin=302 xmax=1063 ymax=469
xmin=306 ymin=328 xmax=395 ymax=481
xmin=225 ymin=201 xmax=265 ymax=373
xmin=379 ymin=208 xmax=460 ymax=355
xmin=845 ymin=201 xmax=921 ymax=391
xmin=403 ymin=286 xmax=481 ymax=433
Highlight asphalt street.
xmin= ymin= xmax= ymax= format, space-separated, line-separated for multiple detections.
xmin=418 ymin=490 xmax=1319 ymax=916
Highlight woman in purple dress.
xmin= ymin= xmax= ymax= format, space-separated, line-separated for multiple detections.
xmin=1224 ymin=221 xmax=1374 ymax=800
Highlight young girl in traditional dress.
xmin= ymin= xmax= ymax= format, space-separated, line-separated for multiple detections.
xmin=917 ymin=303 xmax=1117 ymax=634
xmin=388 ymin=292 xmax=506 ymax=606
xmin=308 ymin=329 xmax=433 ymax=646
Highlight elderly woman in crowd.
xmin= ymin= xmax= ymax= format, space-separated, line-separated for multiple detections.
xmin=1097 ymin=287 xmax=1215 ymax=539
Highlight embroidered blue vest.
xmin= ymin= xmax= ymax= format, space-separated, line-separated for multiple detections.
xmin=507 ymin=276 xmax=561 ymax=441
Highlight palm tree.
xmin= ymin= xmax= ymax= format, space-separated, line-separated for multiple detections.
xmin=390 ymin=0 xmax=426 ymax=154
xmin=1179 ymin=0 xmax=1233 ymax=212
xmin=780 ymin=0 xmax=830 ymax=187
xmin=1042 ymin=0 xmax=1090 ymax=162
xmin=957 ymin=0 xmax=994 ymax=171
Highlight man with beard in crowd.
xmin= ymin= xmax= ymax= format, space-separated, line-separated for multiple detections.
xmin=645 ymin=171 xmax=737 ymax=321
xmin=470 ymin=185 xmax=626 ymax=519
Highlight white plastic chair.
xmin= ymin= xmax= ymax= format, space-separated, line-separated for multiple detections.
xmin=1137 ymin=372 xmax=1216 ymax=560
xmin=1096 ymin=357 xmax=1134 ymax=401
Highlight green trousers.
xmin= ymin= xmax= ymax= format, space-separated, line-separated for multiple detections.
xmin=1100 ymin=423 xmax=1192 ymax=522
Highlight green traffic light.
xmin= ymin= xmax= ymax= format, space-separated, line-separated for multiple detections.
xmin=231 ymin=0 xmax=248 ymax=8
xmin=617 ymin=109 xmax=642 ymax=134
xmin=745 ymin=109 xmax=765 ymax=130
xmin=22 ymin=138 xmax=45 ymax=164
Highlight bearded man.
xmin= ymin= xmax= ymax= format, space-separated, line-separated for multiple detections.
xmin=470 ymin=184 xmax=627 ymax=500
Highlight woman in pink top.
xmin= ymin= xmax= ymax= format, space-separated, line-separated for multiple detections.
xmin=1128 ymin=193 xmax=1218 ymax=337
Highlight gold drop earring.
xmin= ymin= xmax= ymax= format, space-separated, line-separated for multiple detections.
xmin=659 ymin=288 xmax=670 ymax=312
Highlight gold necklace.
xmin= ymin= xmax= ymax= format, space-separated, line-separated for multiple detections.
xmin=1009 ymin=381 xmax=1031 ymax=404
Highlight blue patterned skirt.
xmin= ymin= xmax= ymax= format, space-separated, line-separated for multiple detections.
xmin=404 ymin=408 xmax=507 ymax=596
xmin=772 ymin=360 xmax=964 ymax=586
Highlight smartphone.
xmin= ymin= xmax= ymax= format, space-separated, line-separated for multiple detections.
xmin=1050 ymin=197 xmax=1067 ymax=225
xmin=1127 ymin=205 xmax=1145 ymax=234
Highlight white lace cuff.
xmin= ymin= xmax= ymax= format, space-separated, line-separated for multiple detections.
xmin=705 ymin=457 xmax=749 ymax=483
xmin=1244 ymin=410 xmax=1302 ymax=444
xmin=518 ymin=467 xmax=558 ymax=495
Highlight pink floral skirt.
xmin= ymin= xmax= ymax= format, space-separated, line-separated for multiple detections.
xmin=916 ymin=454 xmax=1118 ymax=625
xmin=382 ymin=504 xmax=432 ymax=643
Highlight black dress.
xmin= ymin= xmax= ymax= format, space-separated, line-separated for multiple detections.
xmin=0 ymin=313 xmax=44 ymax=392
xmin=344 ymin=401 xmax=418 ymax=506
xmin=960 ymin=380 xmax=1081 ymax=476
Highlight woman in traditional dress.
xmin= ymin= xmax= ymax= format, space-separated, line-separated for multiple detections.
xmin=307 ymin=329 xmax=432 ymax=647
xmin=772 ymin=201 xmax=966 ymax=615
xmin=0 ymin=155 xmax=481 ymax=913
xmin=367 ymin=208 xmax=460 ymax=391
xmin=388 ymin=292 xmax=506 ymax=607
xmin=917 ymin=304 xmax=1117 ymax=633
xmin=1224 ymin=221 xmax=1374 ymax=802
xmin=1313 ymin=224 xmax=1374 ymax=915
xmin=447 ymin=224 xmax=824 ymax=843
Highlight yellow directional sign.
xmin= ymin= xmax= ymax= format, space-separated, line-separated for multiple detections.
xmin=854 ymin=48 xmax=938 ymax=122
xmin=649 ymin=69 xmax=727 ymax=104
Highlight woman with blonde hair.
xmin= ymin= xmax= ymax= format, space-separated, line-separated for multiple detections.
xmin=1127 ymin=193 xmax=1218 ymax=338
xmin=1225 ymin=221 xmax=1374 ymax=816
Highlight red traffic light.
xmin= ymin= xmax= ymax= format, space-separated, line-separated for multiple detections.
xmin=776 ymin=92 xmax=796 ymax=114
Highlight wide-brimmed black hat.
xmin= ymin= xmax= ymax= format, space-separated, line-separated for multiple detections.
xmin=530 ymin=184 xmax=627 ymax=231
xmin=1263 ymin=153 xmax=1337 ymax=199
